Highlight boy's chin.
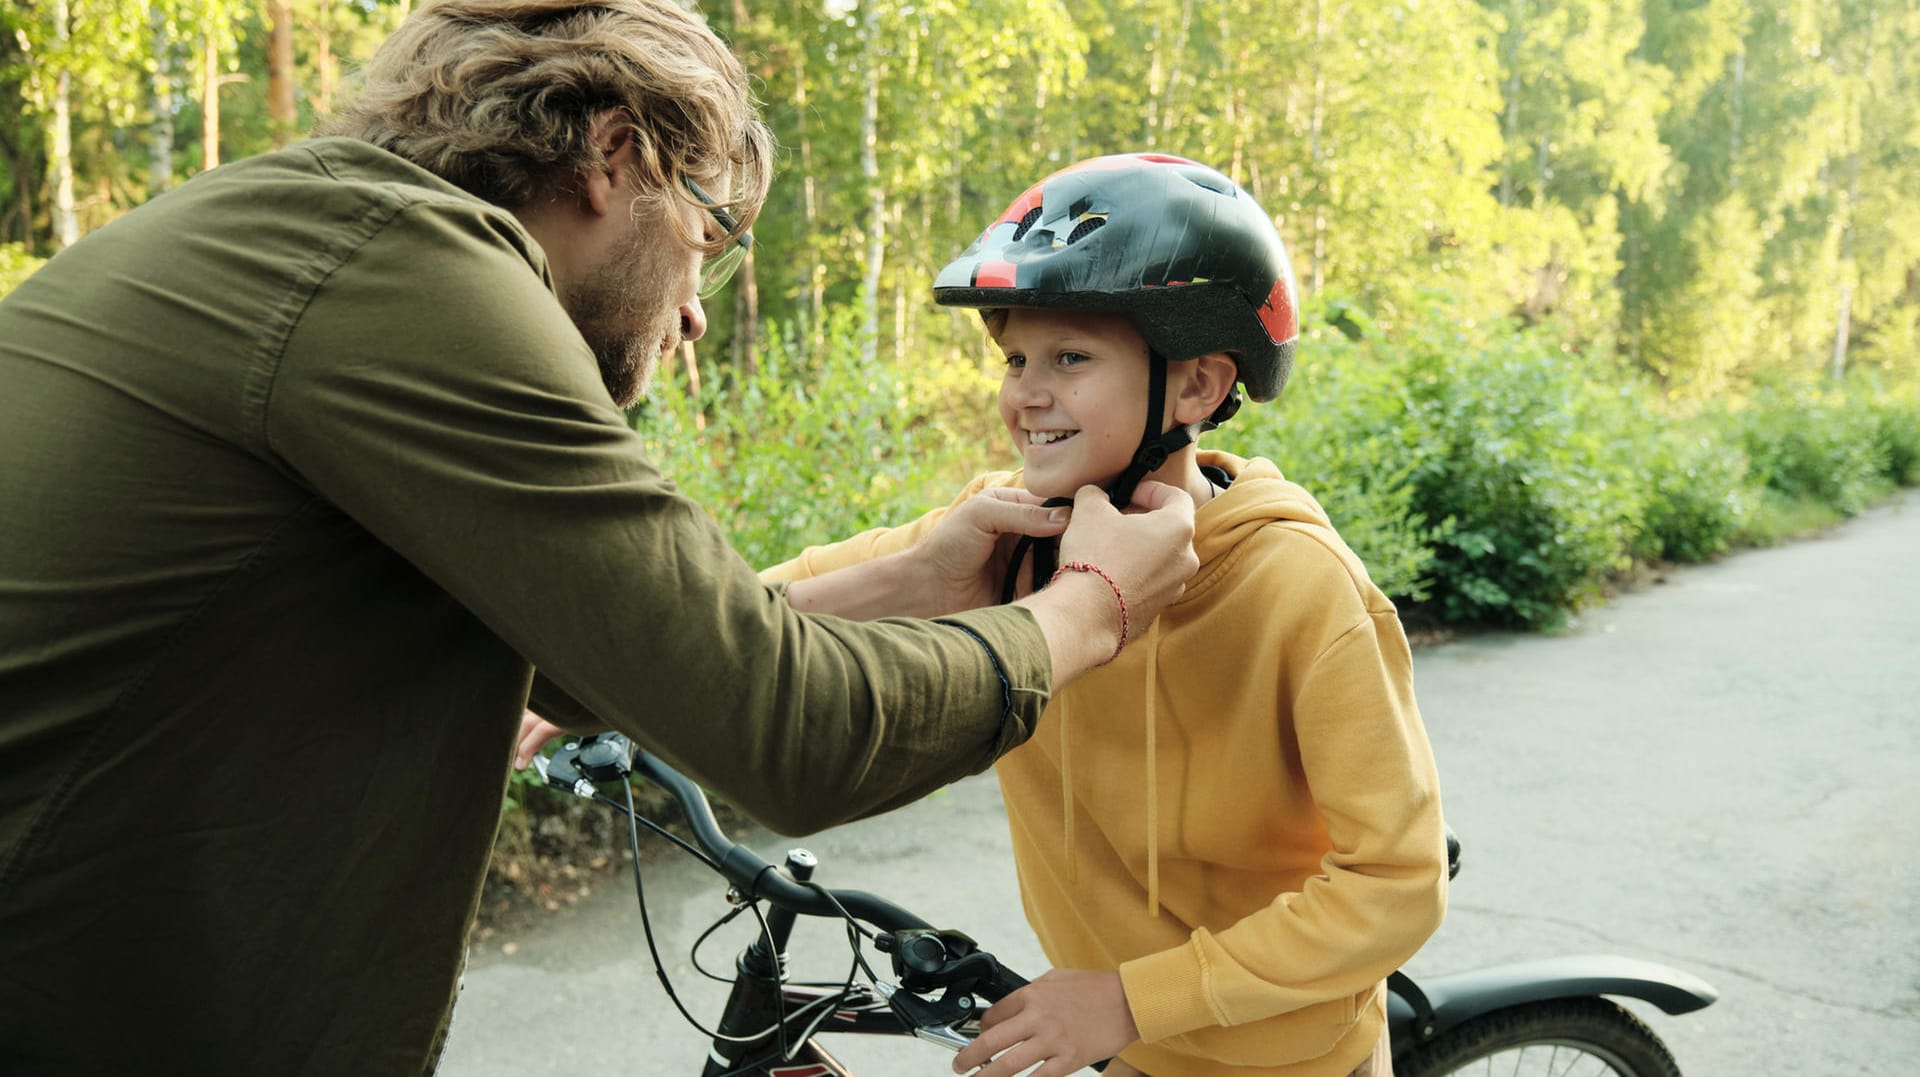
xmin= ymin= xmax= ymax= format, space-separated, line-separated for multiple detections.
xmin=1023 ymin=471 xmax=1120 ymax=502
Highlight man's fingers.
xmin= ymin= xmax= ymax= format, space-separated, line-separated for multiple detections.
xmin=965 ymin=491 xmax=1070 ymax=538
xmin=1123 ymin=478 xmax=1191 ymax=514
xmin=975 ymin=486 xmax=1050 ymax=507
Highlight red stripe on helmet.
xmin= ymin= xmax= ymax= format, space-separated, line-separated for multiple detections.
xmin=974 ymin=260 xmax=1018 ymax=288
xmin=995 ymin=184 xmax=1045 ymax=227
xmin=1257 ymin=279 xmax=1299 ymax=343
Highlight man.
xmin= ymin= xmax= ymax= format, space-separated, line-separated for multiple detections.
xmin=0 ymin=1 xmax=1195 ymax=1072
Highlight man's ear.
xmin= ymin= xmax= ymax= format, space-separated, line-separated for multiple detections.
xmin=1171 ymin=352 xmax=1239 ymax=425
xmin=581 ymin=110 xmax=639 ymax=218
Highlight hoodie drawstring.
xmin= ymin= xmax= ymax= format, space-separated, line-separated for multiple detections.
xmin=1143 ymin=614 xmax=1163 ymax=918
xmin=1057 ymin=693 xmax=1076 ymax=885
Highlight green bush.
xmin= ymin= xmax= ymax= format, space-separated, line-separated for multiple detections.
xmin=1397 ymin=318 xmax=1640 ymax=629
xmin=1731 ymin=383 xmax=1891 ymax=516
xmin=0 ymin=243 xmax=46 ymax=299
xmin=1629 ymin=425 xmax=1754 ymax=563
xmin=633 ymin=307 xmax=1000 ymax=569
xmin=1868 ymin=391 xmax=1920 ymax=487
xmin=1217 ymin=327 xmax=1441 ymax=603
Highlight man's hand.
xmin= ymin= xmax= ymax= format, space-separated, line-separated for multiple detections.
xmin=951 ymin=969 xmax=1139 ymax=1077
xmin=916 ymin=487 xmax=1070 ymax=612
xmin=513 ymin=710 xmax=567 ymax=770
xmin=1018 ymin=482 xmax=1197 ymax=681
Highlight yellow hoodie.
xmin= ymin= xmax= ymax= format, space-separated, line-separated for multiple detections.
xmin=763 ymin=452 xmax=1447 ymax=1076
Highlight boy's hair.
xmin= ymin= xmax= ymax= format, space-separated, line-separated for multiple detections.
xmin=315 ymin=0 xmax=772 ymax=255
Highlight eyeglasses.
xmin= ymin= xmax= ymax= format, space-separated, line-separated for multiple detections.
xmin=682 ymin=177 xmax=753 ymax=298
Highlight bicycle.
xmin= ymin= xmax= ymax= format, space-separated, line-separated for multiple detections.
xmin=536 ymin=734 xmax=1715 ymax=1076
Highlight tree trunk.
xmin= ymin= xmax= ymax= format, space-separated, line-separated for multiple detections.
xmin=724 ymin=0 xmax=755 ymax=375
xmin=202 ymin=37 xmax=221 ymax=171
xmin=1728 ymin=49 xmax=1744 ymax=192
xmin=795 ymin=41 xmax=823 ymax=358
xmin=1498 ymin=3 xmax=1522 ymax=208
xmin=1308 ymin=0 xmax=1327 ymax=294
xmin=732 ymin=246 xmax=759 ymax=376
xmin=679 ymin=341 xmax=706 ymax=430
xmin=50 ymin=0 xmax=78 ymax=249
xmin=150 ymin=8 xmax=176 ymax=196
xmin=268 ymin=0 xmax=297 ymax=147
xmin=313 ymin=0 xmax=338 ymax=117
xmin=1158 ymin=0 xmax=1196 ymax=142
xmin=859 ymin=2 xmax=884 ymax=364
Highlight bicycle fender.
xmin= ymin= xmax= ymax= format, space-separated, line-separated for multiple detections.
xmin=1388 ymin=954 xmax=1718 ymax=1043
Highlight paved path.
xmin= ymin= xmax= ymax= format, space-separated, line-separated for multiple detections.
xmin=441 ymin=491 xmax=1920 ymax=1075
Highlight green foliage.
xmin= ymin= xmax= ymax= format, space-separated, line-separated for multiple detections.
xmin=0 ymin=243 xmax=45 ymax=297
xmin=1869 ymin=391 xmax=1920 ymax=486
xmin=1397 ymin=314 xmax=1641 ymax=629
xmin=1628 ymin=424 xmax=1754 ymax=563
xmin=1729 ymin=381 xmax=1892 ymax=516
xmin=631 ymin=305 xmax=1001 ymax=570
xmin=1215 ymin=322 xmax=1441 ymax=604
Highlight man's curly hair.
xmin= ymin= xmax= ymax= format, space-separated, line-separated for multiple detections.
xmin=315 ymin=0 xmax=772 ymax=254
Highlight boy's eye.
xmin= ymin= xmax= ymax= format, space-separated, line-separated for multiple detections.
xmin=1058 ymin=351 xmax=1091 ymax=366
xmin=1004 ymin=353 xmax=1027 ymax=370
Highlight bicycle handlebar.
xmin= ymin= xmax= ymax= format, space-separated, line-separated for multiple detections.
xmin=536 ymin=732 xmax=1097 ymax=1066
xmin=625 ymin=747 xmax=936 ymax=934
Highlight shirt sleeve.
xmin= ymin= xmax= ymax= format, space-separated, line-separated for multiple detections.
xmin=1120 ymin=605 xmax=1447 ymax=1042
xmin=264 ymin=198 xmax=1051 ymax=834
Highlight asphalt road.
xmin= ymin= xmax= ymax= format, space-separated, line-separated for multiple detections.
xmin=441 ymin=491 xmax=1920 ymax=1076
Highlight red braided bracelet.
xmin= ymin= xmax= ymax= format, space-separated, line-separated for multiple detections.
xmin=1050 ymin=560 xmax=1129 ymax=662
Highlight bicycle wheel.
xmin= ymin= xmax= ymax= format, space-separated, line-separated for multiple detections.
xmin=1395 ymin=997 xmax=1684 ymax=1077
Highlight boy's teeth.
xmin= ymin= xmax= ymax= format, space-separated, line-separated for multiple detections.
xmin=1031 ymin=430 xmax=1074 ymax=445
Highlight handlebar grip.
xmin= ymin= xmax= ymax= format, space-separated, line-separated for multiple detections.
xmin=975 ymin=962 xmax=1028 ymax=1005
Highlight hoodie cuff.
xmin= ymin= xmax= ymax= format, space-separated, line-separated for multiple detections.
xmin=1119 ymin=936 xmax=1219 ymax=1043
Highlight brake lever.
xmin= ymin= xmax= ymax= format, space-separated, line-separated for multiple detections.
xmin=535 ymin=733 xmax=633 ymax=799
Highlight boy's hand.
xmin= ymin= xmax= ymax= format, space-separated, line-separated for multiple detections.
xmin=951 ymin=968 xmax=1139 ymax=1077
xmin=513 ymin=710 xmax=567 ymax=770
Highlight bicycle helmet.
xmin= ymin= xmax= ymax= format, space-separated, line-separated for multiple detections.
xmin=935 ymin=152 xmax=1298 ymax=402
xmin=934 ymin=153 xmax=1300 ymax=600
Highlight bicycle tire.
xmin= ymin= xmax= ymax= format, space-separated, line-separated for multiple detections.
xmin=1395 ymin=997 xmax=1685 ymax=1077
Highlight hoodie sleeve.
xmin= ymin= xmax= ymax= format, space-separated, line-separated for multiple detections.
xmin=1119 ymin=548 xmax=1448 ymax=1045
xmin=758 ymin=472 xmax=1009 ymax=583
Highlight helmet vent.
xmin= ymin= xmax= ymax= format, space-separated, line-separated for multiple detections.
xmin=1066 ymin=216 xmax=1107 ymax=245
xmin=1011 ymin=206 xmax=1044 ymax=241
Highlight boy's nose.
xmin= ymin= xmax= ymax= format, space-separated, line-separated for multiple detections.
xmin=1003 ymin=370 xmax=1051 ymax=407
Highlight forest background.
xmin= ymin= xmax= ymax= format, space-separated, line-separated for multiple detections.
xmin=7 ymin=0 xmax=1919 ymax=910
xmin=3 ymin=0 xmax=1918 ymax=631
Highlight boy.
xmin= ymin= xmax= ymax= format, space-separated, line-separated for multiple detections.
xmin=763 ymin=153 xmax=1447 ymax=1077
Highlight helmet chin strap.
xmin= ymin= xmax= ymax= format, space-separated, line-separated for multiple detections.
xmin=1104 ymin=349 xmax=1208 ymax=510
xmin=999 ymin=350 xmax=1206 ymax=605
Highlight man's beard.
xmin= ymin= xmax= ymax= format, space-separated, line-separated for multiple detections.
xmin=565 ymin=229 xmax=678 ymax=408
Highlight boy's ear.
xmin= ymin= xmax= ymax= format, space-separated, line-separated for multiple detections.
xmin=1171 ymin=353 xmax=1239 ymax=425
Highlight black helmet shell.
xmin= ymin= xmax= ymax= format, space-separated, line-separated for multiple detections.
xmin=934 ymin=153 xmax=1299 ymax=401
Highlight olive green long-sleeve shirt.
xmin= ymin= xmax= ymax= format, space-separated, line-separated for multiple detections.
xmin=0 ymin=139 xmax=1051 ymax=1075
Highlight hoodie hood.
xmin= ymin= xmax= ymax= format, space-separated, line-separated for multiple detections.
xmin=1190 ymin=450 xmax=1333 ymax=583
